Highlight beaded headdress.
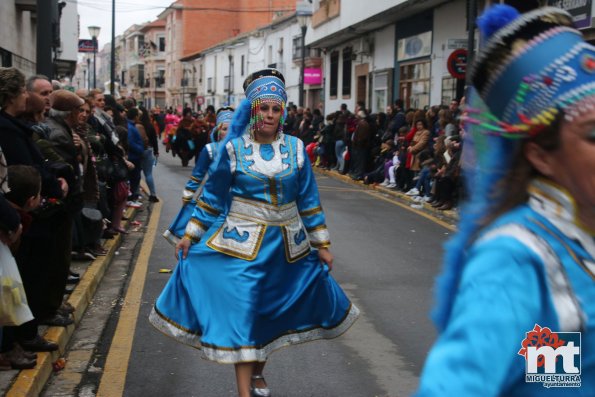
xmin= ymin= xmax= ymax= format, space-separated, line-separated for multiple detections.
xmin=468 ymin=6 xmax=595 ymax=136
xmin=432 ymin=5 xmax=595 ymax=332
xmin=243 ymin=68 xmax=287 ymax=138
xmin=210 ymin=108 xmax=234 ymax=142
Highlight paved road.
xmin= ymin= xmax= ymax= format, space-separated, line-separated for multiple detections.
xmin=118 ymin=149 xmax=450 ymax=397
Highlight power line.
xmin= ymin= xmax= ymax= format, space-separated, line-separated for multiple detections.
xmin=70 ymin=0 xmax=293 ymax=14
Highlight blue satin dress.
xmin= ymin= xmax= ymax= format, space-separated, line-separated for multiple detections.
xmin=150 ymin=133 xmax=359 ymax=363
xmin=163 ymin=142 xmax=220 ymax=246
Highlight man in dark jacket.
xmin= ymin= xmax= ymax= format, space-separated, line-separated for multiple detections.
xmin=0 ymin=67 xmax=67 ymax=360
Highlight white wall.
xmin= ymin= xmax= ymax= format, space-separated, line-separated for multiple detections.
xmin=308 ymin=0 xmax=408 ymax=45
xmin=430 ymin=0 xmax=466 ymax=105
xmin=60 ymin=0 xmax=78 ymax=62
xmin=372 ymin=24 xmax=395 ymax=71
xmin=323 ymin=39 xmax=359 ymax=114
xmin=0 ymin=2 xmax=36 ymax=72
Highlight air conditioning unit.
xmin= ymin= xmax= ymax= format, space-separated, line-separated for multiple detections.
xmin=354 ymin=38 xmax=372 ymax=56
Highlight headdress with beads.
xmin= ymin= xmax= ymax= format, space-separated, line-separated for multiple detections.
xmin=243 ymin=68 xmax=287 ymax=138
xmin=210 ymin=108 xmax=234 ymax=142
xmin=432 ymin=5 xmax=595 ymax=332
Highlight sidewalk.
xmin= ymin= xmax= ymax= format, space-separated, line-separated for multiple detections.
xmin=1 ymin=205 xmax=140 ymax=397
xmin=314 ymin=167 xmax=459 ymax=227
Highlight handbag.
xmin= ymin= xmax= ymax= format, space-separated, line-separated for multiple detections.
xmin=0 ymin=243 xmax=34 ymax=326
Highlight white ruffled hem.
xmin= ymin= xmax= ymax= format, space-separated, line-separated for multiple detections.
xmin=148 ymin=304 xmax=360 ymax=364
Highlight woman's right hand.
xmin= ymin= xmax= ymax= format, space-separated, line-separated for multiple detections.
xmin=175 ymin=237 xmax=192 ymax=260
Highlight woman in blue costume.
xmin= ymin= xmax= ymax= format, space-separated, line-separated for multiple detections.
xmin=415 ymin=5 xmax=595 ymax=396
xmin=163 ymin=107 xmax=234 ymax=246
xmin=150 ymin=69 xmax=359 ymax=397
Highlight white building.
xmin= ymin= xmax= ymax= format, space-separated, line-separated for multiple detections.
xmin=0 ymin=0 xmax=39 ymax=76
xmin=308 ymin=0 xmax=470 ymax=114
xmin=184 ymin=12 xmax=319 ymax=110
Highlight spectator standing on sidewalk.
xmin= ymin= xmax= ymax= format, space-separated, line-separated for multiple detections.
xmin=0 ymin=67 xmax=66 ymax=357
xmin=138 ymin=106 xmax=159 ymax=202
xmin=349 ymin=109 xmax=371 ymax=180
xmin=416 ymin=5 xmax=595 ymax=395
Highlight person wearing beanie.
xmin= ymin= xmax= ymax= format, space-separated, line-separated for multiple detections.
xmin=150 ymin=69 xmax=359 ymax=397
xmin=415 ymin=5 xmax=595 ymax=396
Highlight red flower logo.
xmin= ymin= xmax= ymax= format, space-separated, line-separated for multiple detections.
xmin=518 ymin=324 xmax=566 ymax=368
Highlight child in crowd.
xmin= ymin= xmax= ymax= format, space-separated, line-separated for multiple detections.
xmin=4 ymin=165 xmax=41 ymax=252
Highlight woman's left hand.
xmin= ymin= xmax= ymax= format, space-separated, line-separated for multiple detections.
xmin=318 ymin=248 xmax=333 ymax=271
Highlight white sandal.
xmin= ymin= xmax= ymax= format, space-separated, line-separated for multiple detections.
xmin=250 ymin=375 xmax=271 ymax=397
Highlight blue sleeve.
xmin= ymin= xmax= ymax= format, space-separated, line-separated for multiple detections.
xmin=183 ymin=144 xmax=232 ymax=242
xmin=128 ymin=128 xmax=145 ymax=157
xmin=182 ymin=146 xmax=211 ymax=203
xmin=296 ymin=143 xmax=330 ymax=249
xmin=415 ymin=237 xmax=548 ymax=397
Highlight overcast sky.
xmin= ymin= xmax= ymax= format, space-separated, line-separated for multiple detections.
xmin=76 ymin=0 xmax=172 ymax=48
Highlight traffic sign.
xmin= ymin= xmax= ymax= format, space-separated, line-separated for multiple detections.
xmin=78 ymin=39 xmax=96 ymax=53
xmin=447 ymin=49 xmax=467 ymax=80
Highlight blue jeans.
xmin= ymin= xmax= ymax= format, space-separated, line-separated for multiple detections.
xmin=141 ymin=149 xmax=157 ymax=196
xmin=335 ymin=140 xmax=346 ymax=172
xmin=415 ymin=166 xmax=432 ymax=196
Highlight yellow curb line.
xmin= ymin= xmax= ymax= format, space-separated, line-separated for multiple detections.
xmin=314 ymin=168 xmax=459 ymax=228
xmin=96 ymin=200 xmax=162 ymax=397
xmin=6 ymin=207 xmax=137 ymax=397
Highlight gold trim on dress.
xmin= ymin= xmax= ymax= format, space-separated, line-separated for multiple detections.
xmin=190 ymin=176 xmax=201 ymax=183
xmin=206 ymin=223 xmax=267 ymax=261
xmin=281 ymin=226 xmax=311 ymax=263
xmin=307 ymin=224 xmax=328 ymax=233
xmin=311 ymin=241 xmax=331 ymax=249
xmin=197 ymin=199 xmax=220 ymax=216
xmin=300 ymin=206 xmax=322 ymax=217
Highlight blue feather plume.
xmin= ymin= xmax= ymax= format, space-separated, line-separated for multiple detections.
xmin=477 ymin=4 xmax=520 ymax=41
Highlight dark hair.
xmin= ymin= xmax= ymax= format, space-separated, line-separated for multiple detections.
xmin=139 ymin=105 xmax=157 ymax=138
xmin=216 ymin=106 xmax=234 ymax=115
xmin=394 ymin=99 xmax=404 ymax=109
xmin=479 ymin=111 xmax=564 ymax=232
xmin=126 ymin=107 xmax=140 ymax=121
xmin=5 ymin=165 xmax=41 ymax=208
xmin=340 ymin=103 xmax=348 ymax=111
xmin=0 ymin=67 xmax=25 ymax=108
xmin=183 ymin=107 xmax=193 ymax=117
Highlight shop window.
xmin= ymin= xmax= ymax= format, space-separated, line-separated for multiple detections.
xmin=342 ymin=47 xmax=352 ymax=97
xmin=441 ymin=76 xmax=457 ymax=106
xmin=399 ymin=60 xmax=430 ymax=110
xmin=329 ymin=51 xmax=338 ymax=97
xmin=373 ymin=72 xmax=388 ymax=113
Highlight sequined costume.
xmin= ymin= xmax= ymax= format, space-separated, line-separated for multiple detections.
xmin=150 ymin=70 xmax=358 ymax=363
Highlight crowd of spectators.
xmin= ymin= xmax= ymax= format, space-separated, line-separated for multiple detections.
xmin=0 ymin=67 xmax=159 ymax=370
xmin=294 ymin=99 xmax=464 ymax=211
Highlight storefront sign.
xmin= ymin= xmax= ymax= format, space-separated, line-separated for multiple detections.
xmin=548 ymin=0 xmax=592 ymax=29
xmin=447 ymin=49 xmax=467 ymax=80
xmin=304 ymin=68 xmax=322 ymax=85
xmin=447 ymin=38 xmax=468 ymax=50
xmin=397 ymin=31 xmax=432 ymax=61
xmin=78 ymin=39 xmax=96 ymax=53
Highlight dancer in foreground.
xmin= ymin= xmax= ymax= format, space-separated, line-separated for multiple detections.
xmin=150 ymin=69 xmax=359 ymax=397
xmin=415 ymin=5 xmax=595 ymax=396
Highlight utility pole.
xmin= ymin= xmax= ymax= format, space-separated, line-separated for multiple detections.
xmin=110 ymin=0 xmax=116 ymax=95
xmin=36 ymin=0 xmax=53 ymax=77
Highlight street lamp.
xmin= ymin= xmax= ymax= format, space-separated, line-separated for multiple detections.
xmin=297 ymin=10 xmax=311 ymax=107
xmin=227 ymin=48 xmax=233 ymax=106
xmin=88 ymin=25 xmax=101 ymax=89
